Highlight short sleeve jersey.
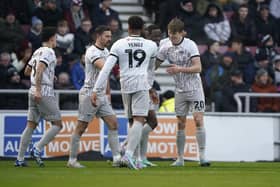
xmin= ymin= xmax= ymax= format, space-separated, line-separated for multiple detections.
xmin=83 ymin=45 xmax=109 ymax=93
xmin=28 ymin=47 xmax=56 ymax=96
xmin=110 ymin=36 xmax=158 ymax=93
xmin=157 ymin=38 xmax=202 ymax=92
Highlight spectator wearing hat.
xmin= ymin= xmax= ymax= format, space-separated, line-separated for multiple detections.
xmin=91 ymin=0 xmax=122 ymax=30
xmin=220 ymin=69 xmax=252 ymax=112
xmin=27 ymin=16 xmax=43 ymax=51
xmin=272 ymin=55 xmax=280 ymax=91
xmin=64 ymin=0 xmax=89 ymax=33
xmin=230 ymin=4 xmax=257 ymax=46
xmin=251 ymin=68 xmax=280 ymax=112
xmin=253 ymin=49 xmax=275 ymax=83
xmin=256 ymin=34 xmax=279 ymax=64
xmin=0 ymin=11 xmax=25 ymax=52
xmin=202 ymin=3 xmax=231 ymax=44
xmin=33 ymin=0 xmax=63 ymax=27
xmin=255 ymin=3 xmax=279 ymax=45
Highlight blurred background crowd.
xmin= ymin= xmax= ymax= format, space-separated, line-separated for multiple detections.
xmin=0 ymin=0 xmax=279 ymax=113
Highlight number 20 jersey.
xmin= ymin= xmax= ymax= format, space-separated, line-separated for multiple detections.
xmin=110 ymin=36 xmax=158 ymax=93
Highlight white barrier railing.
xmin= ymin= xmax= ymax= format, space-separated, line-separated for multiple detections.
xmin=234 ymin=92 xmax=280 ymax=113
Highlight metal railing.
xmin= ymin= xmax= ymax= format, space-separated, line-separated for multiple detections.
xmin=0 ymin=89 xmax=123 ymax=105
xmin=234 ymin=92 xmax=280 ymax=113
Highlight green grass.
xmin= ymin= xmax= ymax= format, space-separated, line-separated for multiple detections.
xmin=0 ymin=161 xmax=279 ymax=187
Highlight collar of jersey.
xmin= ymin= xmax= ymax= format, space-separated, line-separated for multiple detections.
xmin=173 ymin=37 xmax=184 ymax=46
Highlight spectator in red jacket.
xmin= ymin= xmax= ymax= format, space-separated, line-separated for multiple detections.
xmin=251 ymin=68 xmax=280 ymax=112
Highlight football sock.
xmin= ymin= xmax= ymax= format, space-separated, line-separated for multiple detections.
xmin=196 ymin=126 xmax=206 ymax=161
xmin=125 ymin=121 xmax=143 ymax=157
xmin=36 ymin=125 xmax=61 ymax=151
xmin=177 ymin=130 xmax=185 ymax=161
xmin=69 ymin=133 xmax=81 ymax=162
xmin=108 ymin=130 xmax=120 ymax=157
xmin=17 ymin=126 xmax=33 ymax=161
xmin=140 ymin=124 xmax=152 ymax=160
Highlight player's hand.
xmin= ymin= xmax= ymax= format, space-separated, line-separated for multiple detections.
xmin=166 ymin=64 xmax=180 ymax=74
xmin=34 ymin=90 xmax=42 ymax=104
xmin=91 ymin=92 xmax=98 ymax=107
xmin=149 ymin=89 xmax=159 ymax=104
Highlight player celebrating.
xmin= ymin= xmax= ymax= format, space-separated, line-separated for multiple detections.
xmin=15 ymin=27 xmax=62 ymax=167
xmin=67 ymin=25 xmax=121 ymax=168
xmin=156 ymin=18 xmax=210 ymax=167
xmin=92 ymin=16 xmax=158 ymax=170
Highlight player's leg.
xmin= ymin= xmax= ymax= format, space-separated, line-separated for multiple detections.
xmin=140 ymin=110 xmax=158 ymax=166
xmin=15 ymin=121 xmax=37 ymax=167
xmin=193 ymin=111 xmax=210 ymax=167
xmin=68 ymin=93 xmax=94 ymax=168
xmin=102 ymin=115 xmax=121 ymax=166
xmin=121 ymin=91 xmax=149 ymax=169
xmin=67 ymin=120 xmax=88 ymax=168
xmin=31 ymin=96 xmax=62 ymax=167
xmin=171 ymin=92 xmax=187 ymax=166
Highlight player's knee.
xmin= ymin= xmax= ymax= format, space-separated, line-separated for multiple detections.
xmin=108 ymin=121 xmax=118 ymax=130
xmin=52 ymin=120 xmax=63 ymax=129
xmin=193 ymin=115 xmax=204 ymax=127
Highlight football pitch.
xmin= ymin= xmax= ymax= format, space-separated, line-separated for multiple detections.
xmin=0 ymin=161 xmax=279 ymax=187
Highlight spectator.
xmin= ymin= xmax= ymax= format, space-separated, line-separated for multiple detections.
xmin=0 ymin=11 xmax=25 ymax=52
xmin=33 ymin=0 xmax=63 ymax=27
xmin=74 ymin=18 xmax=92 ymax=55
xmin=54 ymin=49 xmax=67 ymax=77
xmin=202 ymin=3 xmax=231 ymax=44
xmin=0 ymin=0 xmax=29 ymax=24
xmin=109 ymin=64 xmax=123 ymax=109
xmin=251 ymin=68 xmax=280 ymax=112
xmin=220 ymin=69 xmax=252 ymax=112
xmin=270 ymin=0 xmax=280 ymax=19
xmin=177 ymin=0 xmax=204 ymax=43
xmin=63 ymin=0 xmax=89 ymax=33
xmin=229 ymin=38 xmax=255 ymax=84
xmin=195 ymin=0 xmax=221 ymax=15
xmin=56 ymin=19 xmax=74 ymax=55
xmin=201 ymin=40 xmax=221 ymax=71
xmin=273 ymin=55 xmax=280 ymax=92
xmin=255 ymin=34 xmax=279 ymax=64
xmin=91 ymin=0 xmax=122 ymax=30
xmin=213 ymin=52 xmax=238 ymax=111
xmin=230 ymin=4 xmax=257 ymax=45
xmin=55 ymin=72 xmax=78 ymax=110
xmin=70 ymin=54 xmax=85 ymax=90
xmin=248 ymin=0 xmax=270 ymax=18
xmin=254 ymin=49 xmax=275 ymax=82
xmin=27 ymin=16 xmax=43 ymax=51
xmin=27 ymin=0 xmax=43 ymax=21
xmin=107 ymin=18 xmax=123 ymax=49
xmin=159 ymin=90 xmax=175 ymax=113
xmin=255 ymin=3 xmax=278 ymax=44
xmin=1 ymin=66 xmax=28 ymax=109
xmin=0 ymin=51 xmax=17 ymax=87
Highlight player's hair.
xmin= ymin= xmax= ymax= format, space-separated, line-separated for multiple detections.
xmin=167 ymin=18 xmax=184 ymax=34
xmin=146 ymin=24 xmax=161 ymax=35
xmin=94 ymin=25 xmax=111 ymax=36
xmin=42 ymin=27 xmax=57 ymax=42
xmin=128 ymin=16 xmax=144 ymax=30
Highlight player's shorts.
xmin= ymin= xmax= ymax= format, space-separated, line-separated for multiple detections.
xmin=27 ymin=94 xmax=61 ymax=123
xmin=175 ymin=88 xmax=205 ymax=117
xmin=122 ymin=90 xmax=149 ymax=119
xmin=78 ymin=93 xmax=115 ymax=123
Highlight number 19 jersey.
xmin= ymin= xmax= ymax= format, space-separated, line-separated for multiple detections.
xmin=110 ymin=36 xmax=158 ymax=93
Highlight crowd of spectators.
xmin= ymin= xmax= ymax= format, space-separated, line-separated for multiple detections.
xmin=0 ymin=0 xmax=280 ymax=112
